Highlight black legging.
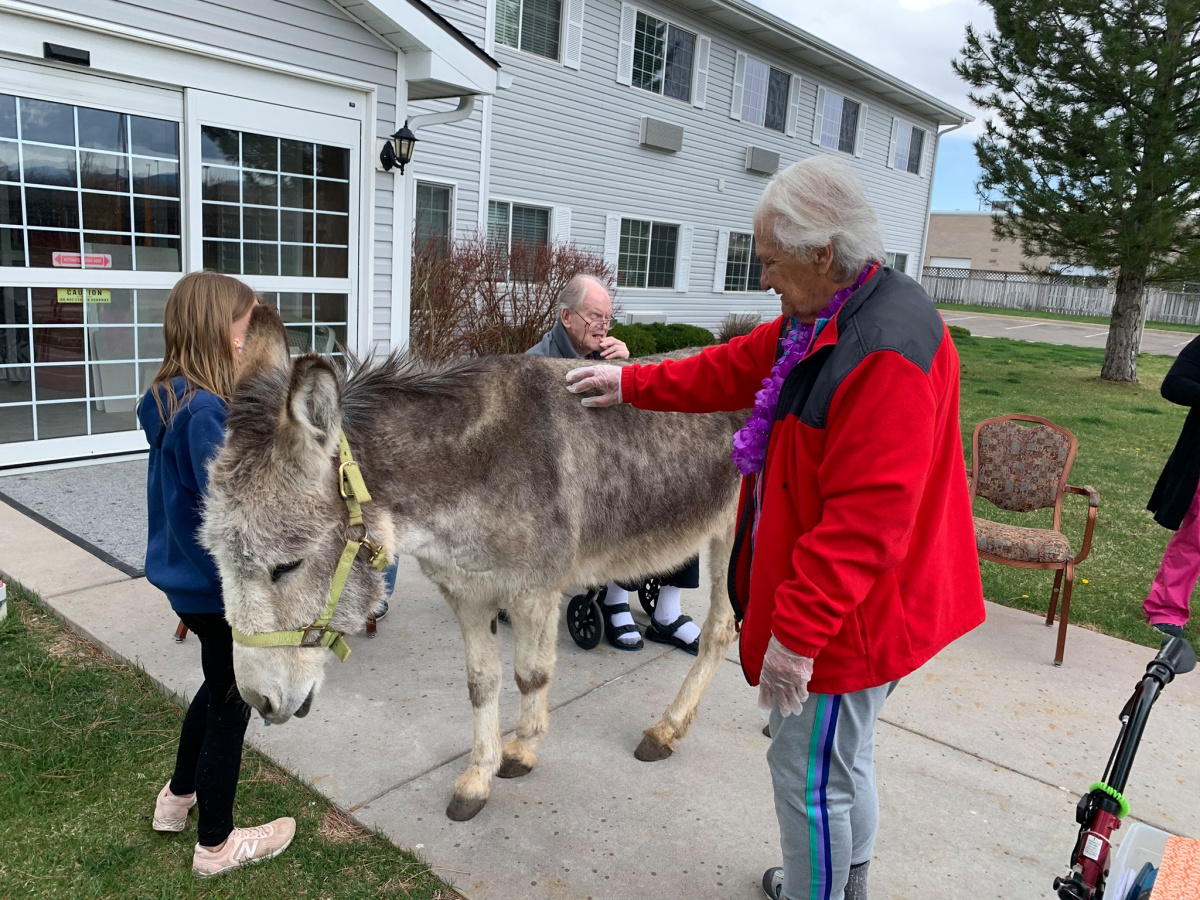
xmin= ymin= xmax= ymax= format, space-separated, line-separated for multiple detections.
xmin=169 ymin=612 xmax=252 ymax=848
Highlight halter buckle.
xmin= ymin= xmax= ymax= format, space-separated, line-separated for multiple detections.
xmin=300 ymin=624 xmax=336 ymax=647
xmin=338 ymin=461 xmax=359 ymax=499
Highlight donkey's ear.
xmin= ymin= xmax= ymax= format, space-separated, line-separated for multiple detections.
xmin=281 ymin=355 xmax=342 ymax=461
xmin=237 ymin=304 xmax=291 ymax=379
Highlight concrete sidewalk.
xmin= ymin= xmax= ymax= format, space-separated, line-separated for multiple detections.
xmin=939 ymin=310 xmax=1195 ymax=357
xmin=2 ymin=498 xmax=1197 ymax=900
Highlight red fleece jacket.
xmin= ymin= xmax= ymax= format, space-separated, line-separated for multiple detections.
xmin=620 ymin=272 xmax=984 ymax=695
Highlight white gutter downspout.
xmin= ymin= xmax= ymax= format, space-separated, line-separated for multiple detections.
xmin=408 ymin=95 xmax=477 ymax=132
xmin=917 ymin=117 xmax=968 ymax=287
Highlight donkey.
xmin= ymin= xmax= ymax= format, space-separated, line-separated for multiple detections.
xmin=201 ymin=306 xmax=743 ymax=821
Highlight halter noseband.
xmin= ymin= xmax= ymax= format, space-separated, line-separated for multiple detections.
xmin=230 ymin=430 xmax=390 ymax=662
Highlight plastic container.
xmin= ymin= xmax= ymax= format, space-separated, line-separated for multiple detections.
xmin=1107 ymin=822 xmax=1171 ymax=900
xmin=0 ymin=579 xmax=6 ymax=622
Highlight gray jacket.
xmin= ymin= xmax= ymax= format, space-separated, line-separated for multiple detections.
xmin=526 ymin=320 xmax=600 ymax=360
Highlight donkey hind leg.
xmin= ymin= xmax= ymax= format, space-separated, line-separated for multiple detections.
xmin=498 ymin=591 xmax=561 ymax=779
xmin=636 ymin=528 xmax=738 ymax=762
xmin=445 ymin=593 xmax=504 ymax=821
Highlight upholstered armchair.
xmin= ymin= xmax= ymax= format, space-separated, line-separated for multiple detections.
xmin=968 ymin=414 xmax=1100 ymax=666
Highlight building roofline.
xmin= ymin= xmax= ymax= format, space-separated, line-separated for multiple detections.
xmin=404 ymin=0 xmax=499 ymax=71
xmin=692 ymin=0 xmax=973 ymax=126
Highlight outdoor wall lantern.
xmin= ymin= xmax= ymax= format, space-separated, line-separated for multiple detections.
xmin=380 ymin=122 xmax=418 ymax=174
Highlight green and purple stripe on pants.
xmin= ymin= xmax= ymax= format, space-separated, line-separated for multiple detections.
xmin=766 ymin=681 xmax=898 ymax=900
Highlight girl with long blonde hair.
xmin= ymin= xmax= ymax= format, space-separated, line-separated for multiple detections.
xmin=138 ymin=271 xmax=296 ymax=877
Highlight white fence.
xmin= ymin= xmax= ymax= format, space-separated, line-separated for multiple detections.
xmin=922 ymin=268 xmax=1200 ymax=326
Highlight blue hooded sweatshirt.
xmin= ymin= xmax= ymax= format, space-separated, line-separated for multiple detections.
xmin=138 ymin=377 xmax=227 ymax=614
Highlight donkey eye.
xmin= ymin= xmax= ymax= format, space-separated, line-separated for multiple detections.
xmin=270 ymin=560 xmax=303 ymax=583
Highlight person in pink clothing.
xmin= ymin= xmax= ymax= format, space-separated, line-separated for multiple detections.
xmin=1145 ymin=335 xmax=1200 ymax=638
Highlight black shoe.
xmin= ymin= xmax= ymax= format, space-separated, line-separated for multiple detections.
xmin=1153 ymin=622 xmax=1185 ymax=637
xmin=645 ymin=614 xmax=700 ymax=655
xmin=497 ymin=608 xmax=510 ymax=625
xmin=602 ymin=601 xmax=643 ymax=650
xmin=762 ymin=867 xmax=783 ymax=899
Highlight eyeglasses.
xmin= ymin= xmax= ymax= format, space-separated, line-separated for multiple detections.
xmin=568 ymin=308 xmax=613 ymax=329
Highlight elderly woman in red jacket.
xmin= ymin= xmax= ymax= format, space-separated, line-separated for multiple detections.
xmin=568 ymin=156 xmax=985 ymax=900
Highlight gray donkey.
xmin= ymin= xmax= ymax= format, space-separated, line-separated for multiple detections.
xmin=202 ymin=306 xmax=743 ymax=821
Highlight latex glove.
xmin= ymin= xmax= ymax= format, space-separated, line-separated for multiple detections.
xmin=757 ymin=636 xmax=814 ymax=718
xmin=566 ymin=364 xmax=623 ymax=407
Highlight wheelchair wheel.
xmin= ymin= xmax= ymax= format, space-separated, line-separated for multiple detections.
xmin=567 ymin=591 xmax=604 ymax=650
xmin=638 ymin=578 xmax=661 ymax=618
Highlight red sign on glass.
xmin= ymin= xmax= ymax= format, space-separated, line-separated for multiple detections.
xmin=51 ymin=252 xmax=113 ymax=269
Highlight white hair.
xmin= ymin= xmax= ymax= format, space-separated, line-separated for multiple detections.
xmin=558 ymin=274 xmax=611 ymax=312
xmin=754 ymin=155 xmax=885 ymax=281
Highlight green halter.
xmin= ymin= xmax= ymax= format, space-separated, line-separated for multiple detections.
xmin=230 ymin=430 xmax=390 ymax=663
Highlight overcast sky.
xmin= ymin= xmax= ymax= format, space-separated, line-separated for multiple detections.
xmin=753 ymin=0 xmax=994 ymax=210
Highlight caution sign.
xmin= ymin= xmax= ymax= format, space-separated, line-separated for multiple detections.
xmin=56 ymin=288 xmax=112 ymax=304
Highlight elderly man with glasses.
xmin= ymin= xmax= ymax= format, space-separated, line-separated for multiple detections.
xmin=525 ymin=274 xmax=705 ymax=654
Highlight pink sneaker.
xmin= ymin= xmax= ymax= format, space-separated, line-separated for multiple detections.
xmin=192 ymin=817 xmax=296 ymax=878
xmin=152 ymin=783 xmax=196 ymax=833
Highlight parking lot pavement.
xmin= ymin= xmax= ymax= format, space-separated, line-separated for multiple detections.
xmin=939 ymin=310 xmax=1195 ymax=357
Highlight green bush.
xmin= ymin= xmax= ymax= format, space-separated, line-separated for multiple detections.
xmin=607 ymin=323 xmax=657 ymax=357
xmin=608 ymin=322 xmax=717 ymax=357
xmin=947 ymin=324 xmax=972 ymax=339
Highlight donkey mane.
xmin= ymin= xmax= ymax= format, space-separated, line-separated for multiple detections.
xmin=340 ymin=351 xmax=502 ymax=433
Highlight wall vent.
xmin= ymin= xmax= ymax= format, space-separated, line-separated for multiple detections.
xmin=744 ymin=146 xmax=780 ymax=175
xmin=639 ymin=117 xmax=684 ymax=153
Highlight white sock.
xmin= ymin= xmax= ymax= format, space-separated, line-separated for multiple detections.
xmin=653 ymin=585 xmax=701 ymax=644
xmin=603 ymin=583 xmax=640 ymax=646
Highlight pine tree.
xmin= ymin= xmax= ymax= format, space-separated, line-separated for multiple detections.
xmin=954 ymin=0 xmax=1200 ymax=381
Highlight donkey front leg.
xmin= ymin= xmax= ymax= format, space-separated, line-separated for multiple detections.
xmin=445 ymin=594 xmax=504 ymax=821
xmin=498 ymin=590 xmax=561 ymax=779
xmin=636 ymin=531 xmax=738 ymax=762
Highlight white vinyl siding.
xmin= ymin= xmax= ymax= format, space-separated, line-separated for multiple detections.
xmin=467 ymin=0 xmax=942 ymax=331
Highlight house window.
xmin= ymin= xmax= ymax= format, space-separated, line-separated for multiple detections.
xmin=487 ymin=200 xmax=550 ymax=251
xmin=724 ymin=232 xmax=763 ymax=292
xmin=885 ymin=251 xmax=909 ymax=274
xmin=201 ymin=126 xmax=350 ymax=277
xmin=497 ymin=0 xmax=562 ymax=61
xmin=415 ymin=182 xmax=453 ymax=253
xmin=892 ymin=121 xmax=925 ymax=174
xmin=819 ymin=90 xmax=861 ymax=153
xmin=0 ymin=94 xmax=182 ymax=271
xmin=632 ymin=12 xmax=696 ymax=103
xmin=618 ymin=218 xmax=677 ymax=288
xmin=741 ymin=57 xmax=790 ymax=133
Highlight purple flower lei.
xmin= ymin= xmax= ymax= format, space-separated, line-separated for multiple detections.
xmin=730 ymin=263 xmax=878 ymax=476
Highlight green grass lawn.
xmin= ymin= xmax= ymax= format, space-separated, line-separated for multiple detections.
xmin=937 ymin=301 xmax=1200 ymax=334
xmin=0 ymin=585 xmax=457 ymax=900
xmin=954 ymin=332 xmax=1196 ymax=648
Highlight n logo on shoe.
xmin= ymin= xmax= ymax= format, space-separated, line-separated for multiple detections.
xmin=235 ymin=840 xmax=260 ymax=860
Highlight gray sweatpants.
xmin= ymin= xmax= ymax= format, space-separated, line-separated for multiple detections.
xmin=767 ymin=681 xmax=898 ymax=900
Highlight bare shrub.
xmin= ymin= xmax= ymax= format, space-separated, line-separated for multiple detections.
xmin=718 ymin=312 xmax=762 ymax=343
xmin=410 ymin=234 xmax=614 ymax=359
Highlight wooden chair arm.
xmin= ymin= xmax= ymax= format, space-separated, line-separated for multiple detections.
xmin=1066 ymin=484 xmax=1100 ymax=565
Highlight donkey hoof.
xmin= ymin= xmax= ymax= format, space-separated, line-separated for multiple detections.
xmin=634 ymin=734 xmax=674 ymax=762
xmin=446 ymin=794 xmax=488 ymax=821
xmin=497 ymin=756 xmax=534 ymax=779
